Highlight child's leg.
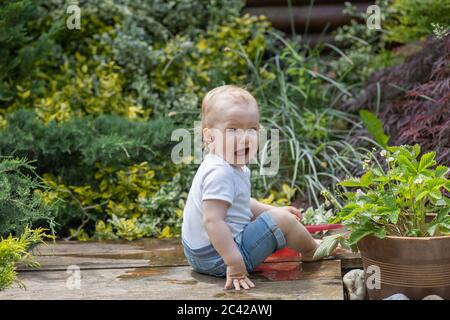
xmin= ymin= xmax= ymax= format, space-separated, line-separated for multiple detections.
xmin=265 ymin=207 xmax=318 ymax=257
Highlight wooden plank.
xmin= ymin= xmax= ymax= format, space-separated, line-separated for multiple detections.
xmin=17 ymin=256 xmax=152 ymax=271
xmin=1 ymin=261 xmax=343 ymax=300
xmin=335 ymin=251 xmax=362 ymax=269
xmin=20 ymin=240 xmax=361 ymax=271
xmin=243 ymin=4 xmax=369 ymax=32
xmin=246 ymin=0 xmax=369 ymax=6
xmin=32 ymin=238 xmax=182 ymax=256
xmin=20 ymin=239 xmax=188 ymax=271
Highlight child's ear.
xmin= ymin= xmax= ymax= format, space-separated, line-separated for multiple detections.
xmin=203 ymin=127 xmax=214 ymax=144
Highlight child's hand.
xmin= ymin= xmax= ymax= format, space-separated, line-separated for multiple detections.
xmin=280 ymin=206 xmax=302 ymax=221
xmin=224 ymin=260 xmax=255 ymax=291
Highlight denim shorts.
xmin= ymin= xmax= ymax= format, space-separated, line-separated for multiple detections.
xmin=182 ymin=211 xmax=287 ymax=278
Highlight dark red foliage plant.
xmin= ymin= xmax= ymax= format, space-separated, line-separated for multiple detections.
xmin=343 ymin=34 xmax=450 ymax=167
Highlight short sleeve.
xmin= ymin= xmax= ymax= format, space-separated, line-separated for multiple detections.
xmin=201 ymin=167 xmax=235 ymax=205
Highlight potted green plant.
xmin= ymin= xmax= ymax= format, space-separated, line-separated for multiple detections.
xmin=315 ymin=144 xmax=450 ymax=299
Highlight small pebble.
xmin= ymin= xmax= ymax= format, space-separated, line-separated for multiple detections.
xmin=422 ymin=295 xmax=443 ymax=300
xmin=384 ymin=293 xmax=410 ymax=300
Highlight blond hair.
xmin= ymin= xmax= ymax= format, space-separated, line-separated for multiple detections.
xmin=201 ymin=85 xmax=258 ymax=131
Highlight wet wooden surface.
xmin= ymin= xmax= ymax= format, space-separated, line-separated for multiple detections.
xmin=1 ymin=238 xmax=361 ymax=300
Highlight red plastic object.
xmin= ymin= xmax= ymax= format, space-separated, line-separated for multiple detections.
xmin=305 ymin=223 xmax=343 ymax=234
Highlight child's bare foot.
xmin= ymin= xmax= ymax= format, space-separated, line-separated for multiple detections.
xmin=300 ymin=239 xmax=321 ymax=262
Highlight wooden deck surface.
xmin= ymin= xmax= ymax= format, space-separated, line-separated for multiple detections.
xmin=0 ymin=238 xmax=361 ymax=300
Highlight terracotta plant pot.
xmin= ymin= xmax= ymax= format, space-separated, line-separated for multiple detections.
xmin=357 ymin=235 xmax=450 ymax=300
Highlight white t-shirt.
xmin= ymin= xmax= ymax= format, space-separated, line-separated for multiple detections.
xmin=181 ymin=153 xmax=253 ymax=249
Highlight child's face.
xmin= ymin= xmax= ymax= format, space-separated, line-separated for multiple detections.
xmin=204 ymin=99 xmax=259 ymax=167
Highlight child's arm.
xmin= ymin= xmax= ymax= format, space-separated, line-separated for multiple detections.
xmin=250 ymin=197 xmax=275 ymax=219
xmin=203 ymin=199 xmax=255 ymax=291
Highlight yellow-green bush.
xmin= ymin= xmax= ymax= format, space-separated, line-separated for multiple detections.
xmin=8 ymin=45 xmax=147 ymax=123
xmin=39 ymin=161 xmax=160 ymax=239
xmin=39 ymin=160 xmax=191 ymax=241
xmin=152 ymin=14 xmax=272 ymax=95
xmin=259 ymin=184 xmax=297 ymax=207
xmin=0 ymin=227 xmax=53 ymax=291
xmin=385 ymin=0 xmax=450 ymax=44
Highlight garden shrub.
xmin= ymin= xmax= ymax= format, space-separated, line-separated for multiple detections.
xmin=385 ymin=0 xmax=450 ymax=44
xmin=0 ymin=156 xmax=54 ymax=291
xmin=12 ymin=52 xmax=147 ymax=123
xmin=0 ymin=0 xmax=61 ymax=101
xmin=41 ymin=161 xmax=175 ymax=239
xmin=329 ymin=0 xmax=402 ymax=92
xmin=2 ymin=0 xmax=248 ymax=123
xmin=0 ymin=110 xmax=183 ymax=237
xmin=0 ymin=109 xmax=175 ymax=181
xmin=40 ymin=160 xmax=195 ymax=240
xmin=0 ymin=157 xmax=55 ymax=236
xmin=343 ymin=35 xmax=450 ymax=167
xmin=146 ymin=13 xmax=273 ymax=125
xmin=0 ymin=227 xmax=52 ymax=290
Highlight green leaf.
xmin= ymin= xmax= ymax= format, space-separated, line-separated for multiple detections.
xmin=445 ymin=182 xmax=450 ymax=192
xmin=412 ymin=144 xmax=421 ymax=158
xmin=397 ymin=155 xmax=417 ymax=175
xmin=359 ymin=110 xmax=390 ymax=148
xmin=435 ymin=207 xmax=450 ymax=222
xmin=415 ymin=190 xmax=429 ymax=202
xmin=427 ymin=215 xmax=450 ymax=236
xmin=339 ymin=179 xmax=363 ymax=187
xmin=418 ymin=152 xmax=436 ymax=173
xmin=337 ymin=204 xmax=360 ymax=220
xmin=387 ymin=209 xmax=400 ymax=224
xmin=435 ymin=165 xmax=449 ymax=178
xmin=381 ymin=195 xmax=396 ymax=209
xmin=429 ymin=190 xmax=442 ymax=200
xmin=348 ymin=221 xmax=385 ymax=245
xmin=313 ymin=234 xmax=342 ymax=259
xmin=360 ymin=171 xmax=373 ymax=187
xmin=348 ymin=228 xmax=374 ymax=245
xmin=372 ymin=168 xmax=385 ymax=177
